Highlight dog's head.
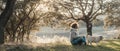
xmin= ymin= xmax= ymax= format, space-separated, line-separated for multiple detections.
xmin=99 ymin=36 xmax=103 ymax=40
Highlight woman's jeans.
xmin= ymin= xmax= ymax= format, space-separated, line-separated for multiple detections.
xmin=71 ymin=36 xmax=86 ymax=45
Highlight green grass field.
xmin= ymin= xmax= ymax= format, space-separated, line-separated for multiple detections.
xmin=0 ymin=40 xmax=120 ymax=51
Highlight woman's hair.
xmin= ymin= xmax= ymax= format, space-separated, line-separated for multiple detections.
xmin=71 ymin=23 xmax=78 ymax=29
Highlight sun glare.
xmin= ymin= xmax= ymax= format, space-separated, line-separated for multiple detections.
xmin=36 ymin=4 xmax=48 ymax=12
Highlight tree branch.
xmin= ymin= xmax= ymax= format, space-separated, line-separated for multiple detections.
xmin=90 ymin=13 xmax=102 ymax=22
xmin=78 ymin=0 xmax=86 ymax=15
xmin=59 ymin=3 xmax=77 ymax=20
xmin=90 ymin=4 xmax=102 ymax=19
xmin=84 ymin=0 xmax=88 ymax=11
xmin=90 ymin=7 xmax=101 ymax=19
xmin=87 ymin=0 xmax=95 ymax=17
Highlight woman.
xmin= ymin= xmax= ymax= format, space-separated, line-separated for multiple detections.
xmin=70 ymin=22 xmax=86 ymax=45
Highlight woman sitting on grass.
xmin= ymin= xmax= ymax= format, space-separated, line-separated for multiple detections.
xmin=70 ymin=22 xmax=86 ymax=45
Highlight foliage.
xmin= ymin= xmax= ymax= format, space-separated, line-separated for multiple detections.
xmin=4 ymin=0 xmax=41 ymax=42
xmin=104 ymin=16 xmax=120 ymax=29
xmin=103 ymin=0 xmax=120 ymax=29
xmin=103 ymin=0 xmax=120 ymax=17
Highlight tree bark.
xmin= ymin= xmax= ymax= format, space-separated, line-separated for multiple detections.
xmin=0 ymin=0 xmax=16 ymax=44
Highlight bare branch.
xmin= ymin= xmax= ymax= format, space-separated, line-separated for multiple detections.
xmin=84 ymin=0 xmax=88 ymax=11
xmin=90 ymin=6 xmax=101 ymax=19
xmin=78 ymin=0 xmax=86 ymax=15
xmin=59 ymin=3 xmax=77 ymax=20
xmin=0 ymin=7 xmax=4 ymax=11
xmin=87 ymin=0 xmax=95 ymax=17
xmin=60 ymin=3 xmax=85 ymax=21
xmin=90 ymin=13 xmax=102 ymax=22
xmin=5 ymin=28 xmax=11 ymax=35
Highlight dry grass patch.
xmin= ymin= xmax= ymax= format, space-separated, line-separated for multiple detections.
xmin=0 ymin=40 xmax=120 ymax=51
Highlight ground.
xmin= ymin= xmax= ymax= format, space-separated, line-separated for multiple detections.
xmin=0 ymin=39 xmax=120 ymax=51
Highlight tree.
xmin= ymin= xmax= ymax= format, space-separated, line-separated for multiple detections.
xmin=4 ymin=0 xmax=41 ymax=42
xmin=55 ymin=0 xmax=103 ymax=36
xmin=0 ymin=0 xmax=16 ymax=44
xmin=104 ymin=16 xmax=120 ymax=30
xmin=103 ymin=0 xmax=120 ymax=17
xmin=103 ymin=0 xmax=120 ymax=29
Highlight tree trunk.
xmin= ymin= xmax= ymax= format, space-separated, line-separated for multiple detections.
xmin=0 ymin=27 xmax=4 ymax=44
xmin=86 ymin=22 xmax=92 ymax=36
xmin=0 ymin=0 xmax=16 ymax=44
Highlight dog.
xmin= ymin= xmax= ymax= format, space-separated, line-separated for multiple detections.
xmin=86 ymin=35 xmax=103 ymax=45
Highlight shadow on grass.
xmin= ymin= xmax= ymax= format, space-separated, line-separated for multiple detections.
xmin=1 ymin=40 xmax=119 ymax=51
xmin=4 ymin=44 xmax=117 ymax=51
xmin=100 ymin=40 xmax=120 ymax=51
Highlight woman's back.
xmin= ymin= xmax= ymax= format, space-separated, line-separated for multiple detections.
xmin=70 ymin=28 xmax=78 ymax=41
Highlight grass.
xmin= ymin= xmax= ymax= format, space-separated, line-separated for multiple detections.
xmin=0 ymin=39 xmax=120 ymax=51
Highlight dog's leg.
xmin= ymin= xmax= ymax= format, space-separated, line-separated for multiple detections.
xmin=95 ymin=42 xmax=99 ymax=46
xmin=90 ymin=41 xmax=92 ymax=45
xmin=88 ymin=40 xmax=92 ymax=45
xmin=87 ymin=40 xmax=90 ymax=45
